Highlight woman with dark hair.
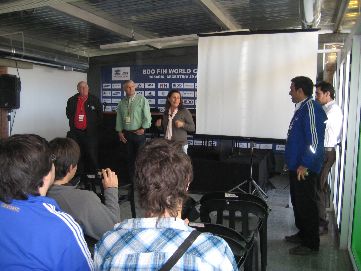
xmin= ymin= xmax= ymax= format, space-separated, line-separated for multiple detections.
xmin=94 ymin=139 xmax=237 ymax=270
xmin=155 ymin=89 xmax=195 ymax=153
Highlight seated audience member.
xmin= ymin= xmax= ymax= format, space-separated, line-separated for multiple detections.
xmin=94 ymin=139 xmax=237 ymax=270
xmin=0 ymin=134 xmax=93 ymax=270
xmin=47 ymin=137 xmax=120 ymax=240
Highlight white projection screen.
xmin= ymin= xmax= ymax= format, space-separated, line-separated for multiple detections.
xmin=196 ymin=31 xmax=318 ymax=139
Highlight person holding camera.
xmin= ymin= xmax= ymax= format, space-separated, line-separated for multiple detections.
xmin=47 ymin=137 xmax=120 ymax=241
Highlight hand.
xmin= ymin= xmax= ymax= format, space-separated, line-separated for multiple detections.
xmin=118 ymin=132 xmax=127 ymax=143
xmin=135 ymin=128 xmax=145 ymax=135
xmin=155 ymin=119 xmax=162 ymax=127
xmin=297 ymin=165 xmax=309 ymax=181
xmin=184 ymin=218 xmax=190 ymax=225
xmin=175 ymin=120 xmax=184 ymax=128
xmin=101 ymin=168 xmax=119 ymax=189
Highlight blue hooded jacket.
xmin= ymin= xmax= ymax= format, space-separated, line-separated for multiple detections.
xmin=285 ymin=97 xmax=327 ymax=173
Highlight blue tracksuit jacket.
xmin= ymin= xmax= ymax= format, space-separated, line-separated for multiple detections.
xmin=285 ymin=97 xmax=327 ymax=174
xmin=0 ymin=195 xmax=94 ymax=271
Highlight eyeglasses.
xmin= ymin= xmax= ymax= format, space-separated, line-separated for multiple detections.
xmin=51 ymin=154 xmax=57 ymax=162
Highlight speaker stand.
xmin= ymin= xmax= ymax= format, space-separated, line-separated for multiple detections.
xmin=7 ymin=110 xmax=11 ymax=137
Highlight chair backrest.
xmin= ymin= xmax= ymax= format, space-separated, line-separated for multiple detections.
xmin=200 ymin=192 xmax=269 ymax=238
xmin=189 ymin=222 xmax=247 ymax=268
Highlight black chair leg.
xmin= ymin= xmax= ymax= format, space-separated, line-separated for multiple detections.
xmin=260 ymin=226 xmax=267 ymax=271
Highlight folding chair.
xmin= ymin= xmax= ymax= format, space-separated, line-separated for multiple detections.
xmin=200 ymin=192 xmax=269 ymax=271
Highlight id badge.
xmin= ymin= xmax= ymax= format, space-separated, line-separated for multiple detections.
xmin=78 ymin=114 xmax=84 ymax=122
xmin=125 ymin=116 xmax=131 ymax=124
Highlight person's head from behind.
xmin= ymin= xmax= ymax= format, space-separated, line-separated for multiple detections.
xmin=166 ymin=90 xmax=184 ymax=111
xmin=289 ymin=76 xmax=314 ymax=103
xmin=315 ymin=81 xmax=335 ymax=105
xmin=49 ymin=138 xmax=80 ymax=181
xmin=135 ymin=139 xmax=192 ymax=218
xmin=0 ymin=134 xmax=54 ymax=203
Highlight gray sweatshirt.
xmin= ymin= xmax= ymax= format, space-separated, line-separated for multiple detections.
xmin=47 ymin=185 xmax=120 ymax=240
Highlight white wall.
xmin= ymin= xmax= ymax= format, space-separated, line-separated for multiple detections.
xmin=8 ymin=64 xmax=86 ymax=140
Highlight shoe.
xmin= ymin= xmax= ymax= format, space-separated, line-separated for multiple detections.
xmin=289 ymin=245 xmax=319 ymax=255
xmin=285 ymin=233 xmax=302 ymax=243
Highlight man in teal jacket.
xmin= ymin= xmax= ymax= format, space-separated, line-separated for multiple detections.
xmin=284 ymin=76 xmax=327 ymax=255
xmin=0 ymin=134 xmax=93 ymax=270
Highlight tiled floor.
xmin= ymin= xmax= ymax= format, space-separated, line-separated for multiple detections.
xmin=118 ymin=174 xmax=354 ymax=271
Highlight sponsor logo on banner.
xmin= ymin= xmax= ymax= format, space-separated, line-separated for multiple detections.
xmin=145 ymin=83 xmax=155 ymax=88
xmin=172 ymin=83 xmax=184 ymax=88
xmin=136 ymin=83 xmax=144 ymax=88
xmin=187 ymin=139 xmax=194 ymax=146
xmin=180 ymin=91 xmax=194 ymax=97
xmin=145 ymin=91 xmax=155 ymax=96
xmin=183 ymin=83 xmax=194 ymax=89
xmin=183 ymin=99 xmax=194 ymax=105
xmin=276 ymin=145 xmax=285 ymax=151
xmin=111 ymin=106 xmax=118 ymax=111
xmin=112 ymin=83 xmax=122 ymax=89
xmin=136 ymin=91 xmax=144 ymax=96
xmin=158 ymin=83 xmax=169 ymax=88
xmin=102 ymin=98 xmax=112 ymax=104
xmin=104 ymin=106 xmax=112 ymax=113
xmin=159 ymin=107 xmax=165 ymax=112
xmin=193 ymin=140 xmax=203 ymax=146
xmin=112 ymin=91 xmax=122 ymax=97
xmin=103 ymin=83 xmax=111 ymax=89
xmin=235 ymin=142 xmax=248 ymax=148
xmin=158 ymin=91 xmax=169 ymax=96
xmin=259 ymin=144 xmax=273 ymax=150
xmin=158 ymin=99 xmax=166 ymax=105
xmin=112 ymin=67 xmax=130 ymax=81
xmin=147 ymin=99 xmax=155 ymax=105
xmin=112 ymin=98 xmax=121 ymax=104
xmin=102 ymin=91 xmax=111 ymax=96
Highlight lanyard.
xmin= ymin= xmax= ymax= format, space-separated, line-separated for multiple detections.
xmin=127 ymin=95 xmax=136 ymax=116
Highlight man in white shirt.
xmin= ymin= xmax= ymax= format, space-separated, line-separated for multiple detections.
xmin=315 ymin=81 xmax=343 ymax=234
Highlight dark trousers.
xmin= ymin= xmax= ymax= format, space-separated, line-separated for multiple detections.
xmin=123 ymin=131 xmax=146 ymax=181
xmin=68 ymin=129 xmax=99 ymax=174
xmin=318 ymin=149 xmax=336 ymax=226
xmin=289 ymin=170 xmax=320 ymax=249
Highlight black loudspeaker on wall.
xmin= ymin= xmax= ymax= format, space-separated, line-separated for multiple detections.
xmin=0 ymin=74 xmax=21 ymax=109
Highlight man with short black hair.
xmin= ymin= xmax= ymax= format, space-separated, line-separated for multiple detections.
xmin=47 ymin=137 xmax=120 ymax=240
xmin=315 ymin=81 xmax=343 ymax=234
xmin=285 ymin=76 xmax=327 ymax=255
xmin=0 ymin=134 xmax=93 ymax=270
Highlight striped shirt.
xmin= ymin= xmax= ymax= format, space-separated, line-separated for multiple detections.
xmin=94 ymin=217 xmax=238 ymax=270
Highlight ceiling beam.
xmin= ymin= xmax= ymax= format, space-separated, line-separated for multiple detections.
xmin=100 ymin=34 xmax=198 ymax=50
xmin=0 ymin=30 xmax=89 ymax=57
xmin=49 ymin=2 xmax=152 ymax=40
xmin=198 ymin=0 xmax=240 ymax=30
xmin=333 ymin=0 xmax=351 ymax=32
xmin=0 ymin=0 xmax=76 ymax=14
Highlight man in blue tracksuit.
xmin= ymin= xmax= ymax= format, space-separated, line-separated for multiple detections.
xmin=0 ymin=134 xmax=93 ymax=270
xmin=284 ymin=76 xmax=327 ymax=255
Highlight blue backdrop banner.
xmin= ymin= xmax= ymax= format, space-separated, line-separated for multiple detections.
xmin=101 ymin=64 xmax=197 ymax=112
